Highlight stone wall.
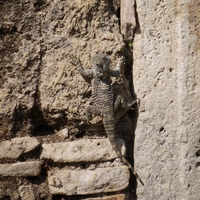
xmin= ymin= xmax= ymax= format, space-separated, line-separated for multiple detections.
xmin=133 ymin=0 xmax=200 ymax=199
xmin=0 ymin=0 xmax=136 ymax=199
xmin=0 ymin=135 xmax=130 ymax=199
xmin=0 ymin=0 xmax=199 ymax=200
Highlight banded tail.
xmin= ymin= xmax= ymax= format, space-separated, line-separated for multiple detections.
xmin=103 ymin=114 xmax=144 ymax=185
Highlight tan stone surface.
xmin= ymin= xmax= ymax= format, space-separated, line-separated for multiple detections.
xmin=48 ymin=166 xmax=130 ymax=195
xmin=41 ymin=138 xmax=125 ymax=163
xmin=0 ymin=161 xmax=41 ymax=176
xmin=133 ymin=1 xmax=200 ymax=199
xmin=39 ymin=0 xmax=124 ymax=126
xmin=0 ymin=0 xmax=127 ymax=135
xmin=0 ymin=137 xmax=40 ymax=159
xmin=120 ymin=0 xmax=136 ymax=42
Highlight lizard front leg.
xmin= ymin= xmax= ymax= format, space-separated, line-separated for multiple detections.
xmin=110 ymin=56 xmax=125 ymax=77
xmin=114 ymin=95 xmax=125 ymax=112
xmin=68 ymin=53 xmax=93 ymax=77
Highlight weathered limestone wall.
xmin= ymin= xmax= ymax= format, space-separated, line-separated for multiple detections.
xmin=0 ymin=0 xmax=135 ymax=199
xmin=133 ymin=0 xmax=200 ymax=199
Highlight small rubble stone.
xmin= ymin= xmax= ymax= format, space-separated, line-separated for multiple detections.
xmin=41 ymin=138 xmax=125 ymax=163
xmin=83 ymin=194 xmax=126 ymax=200
xmin=48 ymin=166 xmax=130 ymax=195
xmin=56 ymin=128 xmax=69 ymax=140
xmin=0 ymin=137 xmax=40 ymax=159
xmin=18 ymin=184 xmax=36 ymax=200
xmin=0 ymin=161 xmax=41 ymax=176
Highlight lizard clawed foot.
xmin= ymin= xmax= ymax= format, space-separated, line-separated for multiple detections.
xmin=118 ymin=56 xmax=126 ymax=65
xmin=126 ymin=98 xmax=140 ymax=110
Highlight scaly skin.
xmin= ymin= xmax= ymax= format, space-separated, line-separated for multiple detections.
xmin=69 ymin=52 xmax=143 ymax=185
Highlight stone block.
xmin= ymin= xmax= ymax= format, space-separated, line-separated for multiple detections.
xmin=0 ymin=137 xmax=40 ymax=159
xmin=0 ymin=161 xmax=41 ymax=176
xmin=48 ymin=166 xmax=130 ymax=195
xmin=83 ymin=194 xmax=126 ymax=200
xmin=41 ymin=138 xmax=125 ymax=163
xmin=57 ymin=128 xmax=69 ymax=140
xmin=120 ymin=0 xmax=136 ymax=41
xmin=133 ymin=1 xmax=200 ymax=199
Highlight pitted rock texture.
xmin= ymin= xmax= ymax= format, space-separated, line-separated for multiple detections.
xmin=41 ymin=138 xmax=126 ymax=163
xmin=133 ymin=0 xmax=200 ymax=199
xmin=0 ymin=0 xmax=131 ymax=137
xmin=48 ymin=166 xmax=130 ymax=195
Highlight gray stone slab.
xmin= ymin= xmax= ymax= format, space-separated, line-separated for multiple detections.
xmin=0 ymin=137 xmax=40 ymax=159
xmin=40 ymin=138 xmax=125 ymax=163
xmin=48 ymin=166 xmax=130 ymax=195
xmin=0 ymin=161 xmax=41 ymax=176
xmin=120 ymin=0 xmax=136 ymax=41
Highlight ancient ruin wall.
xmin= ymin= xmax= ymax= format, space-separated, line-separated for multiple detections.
xmin=0 ymin=0 xmax=200 ymax=200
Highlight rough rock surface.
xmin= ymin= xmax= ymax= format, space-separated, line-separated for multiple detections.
xmin=41 ymin=138 xmax=125 ymax=163
xmin=133 ymin=1 xmax=200 ymax=199
xmin=120 ymin=0 xmax=136 ymax=42
xmin=48 ymin=166 xmax=130 ymax=195
xmin=0 ymin=136 xmax=39 ymax=159
xmin=18 ymin=184 xmax=36 ymax=200
xmin=0 ymin=161 xmax=41 ymax=176
xmin=0 ymin=0 xmax=127 ymax=136
xmin=56 ymin=127 xmax=69 ymax=140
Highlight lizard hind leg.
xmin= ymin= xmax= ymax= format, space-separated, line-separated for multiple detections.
xmin=114 ymin=95 xmax=139 ymax=112
xmin=85 ymin=105 xmax=102 ymax=122
xmin=114 ymin=95 xmax=125 ymax=112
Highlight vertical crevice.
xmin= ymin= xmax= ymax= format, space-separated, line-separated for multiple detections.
xmin=28 ymin=26 xmax=48 ymax=135
xmin=117 ymin=0 xmax=141 ymax=197
xmin=133 ymin=0 xmax=141 ymax=35
xmin=129 ymin=1 xmax=142 ymax=199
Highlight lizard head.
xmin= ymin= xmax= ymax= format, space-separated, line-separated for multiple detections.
xmin=91 ymin=52 xmax=111 ymax=77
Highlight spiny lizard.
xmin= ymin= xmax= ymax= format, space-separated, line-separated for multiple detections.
xmin=68 ymin=52 xmax=143 ymax=185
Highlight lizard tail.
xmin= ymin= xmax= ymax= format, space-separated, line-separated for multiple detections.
xmin=103 ymin=117 xmax=144 ymax=185
xmin=111 ymin=136 xmax=144 ymax=186
xmin=121 ymin=156 xmax=144 ymax=186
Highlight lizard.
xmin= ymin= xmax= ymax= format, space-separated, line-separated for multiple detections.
xmin=68 ymin=52 xmax=144 ymax=185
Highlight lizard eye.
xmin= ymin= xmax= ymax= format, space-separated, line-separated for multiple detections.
xmin=93 ymin=64 xmax=103 ymax=75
